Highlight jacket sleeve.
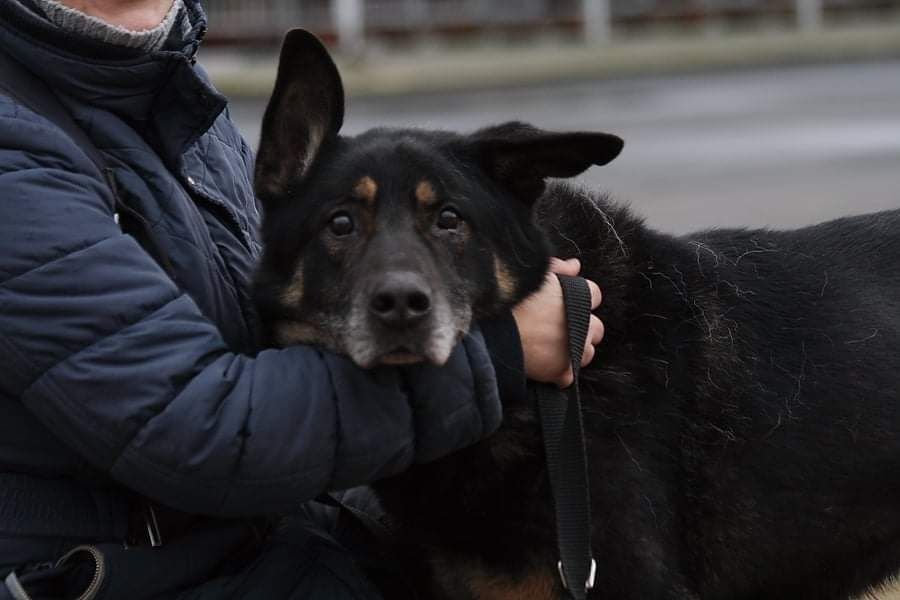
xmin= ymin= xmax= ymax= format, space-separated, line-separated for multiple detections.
xmin=478 ymin=311 xmax=527 ymax=407
xmin=0 ymin=102 xmax=502 ymax=516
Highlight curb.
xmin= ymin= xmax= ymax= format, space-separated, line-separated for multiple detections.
xmin=205 ymin=22 xmax=900 ymax=98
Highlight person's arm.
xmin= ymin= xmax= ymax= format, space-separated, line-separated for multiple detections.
xmin=0 ymin=102 xmax=500 ymax=516
xmin=479 ymin=311 xmax=528 ymax=405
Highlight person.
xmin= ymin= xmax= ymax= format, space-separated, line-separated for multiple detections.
xmin=0 ymin=0 xmax=605 ymax=597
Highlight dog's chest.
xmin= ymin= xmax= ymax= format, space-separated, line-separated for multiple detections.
xmin=430 ymin=556 xmax=560 ymax=600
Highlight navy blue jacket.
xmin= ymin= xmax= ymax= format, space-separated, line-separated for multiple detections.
xmin=0 ymin=0 xmax=517 ymax=527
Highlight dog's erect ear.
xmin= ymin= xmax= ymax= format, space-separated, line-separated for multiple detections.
xmin=254 ymin=29 xmax=345 ymax=205
xmin=467 ymin=121 xmax=623 ymax=203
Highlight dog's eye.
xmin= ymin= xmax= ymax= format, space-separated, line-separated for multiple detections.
xmin=436 ymin=209 xmax=461 ymax=230
xmin=328 ymin=213 xmax=354 ymax=236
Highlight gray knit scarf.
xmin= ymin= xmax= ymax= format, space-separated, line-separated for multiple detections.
xmin=32 ymin=0 xmax=186 ymax=52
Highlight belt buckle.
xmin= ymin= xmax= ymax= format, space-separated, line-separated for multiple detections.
xmin=143 ymin=502 xmax=163 ymax=548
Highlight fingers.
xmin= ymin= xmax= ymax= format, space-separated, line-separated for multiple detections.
xmin=580 ymin=340 xmax=596 ymax=367
xmin=581 ymin=316 xmax=604 ymax=366
xmin=543 ymin=259 xmax=604 ymax=383
xmin=587 ymin=279 xmax=602 ymax=310
xmin=589 ymin=315 xmax=605 ymax=345
xmin=548 ymin=257 xmax=580 ymax=277
xmin=557 ymin=368 xmax=575 ymax=389
xmin=549 ymin=260 xmax=602 ymax=312
xmin=559 ymin=317 xmax=604 ymax=385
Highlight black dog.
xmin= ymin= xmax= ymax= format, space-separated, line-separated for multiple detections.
xmin=253 ymin=30 xmax=900 ymax=600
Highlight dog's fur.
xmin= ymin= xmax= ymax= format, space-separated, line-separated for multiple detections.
xmin=253 ymin=30 xmax=900 ymax=600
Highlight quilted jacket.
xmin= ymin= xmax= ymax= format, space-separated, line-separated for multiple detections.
xmin=0 ymin=0 xmax=511 ymax=534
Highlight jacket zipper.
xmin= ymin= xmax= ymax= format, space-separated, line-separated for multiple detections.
xmin=184 ymin=174 xmax=254 ymax=252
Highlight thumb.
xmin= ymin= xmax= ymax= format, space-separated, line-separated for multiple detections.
xmin=548 ymin=257 xmax=581 ymax=277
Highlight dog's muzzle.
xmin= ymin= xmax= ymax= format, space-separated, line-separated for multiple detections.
xmin=346 ymin=271 xmax=460 ymax=368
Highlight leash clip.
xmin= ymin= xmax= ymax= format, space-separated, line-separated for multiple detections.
xmin=144 ymin=502 xmax=163 ymax=548
xmin=558 ymin=558 xmax=597 ymax=593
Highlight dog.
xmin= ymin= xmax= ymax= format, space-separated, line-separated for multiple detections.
xmin=252 ymin=29 xmax=900 ymax=600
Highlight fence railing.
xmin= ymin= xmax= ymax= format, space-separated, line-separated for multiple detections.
xmin=201 ymin=0 xmax=900 ymax=47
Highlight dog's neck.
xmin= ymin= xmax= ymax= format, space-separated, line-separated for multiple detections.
xmin=535 ymin=183 xmax=650 ymax=327
xmin=535 ymin=183 xmax=714 ymax=395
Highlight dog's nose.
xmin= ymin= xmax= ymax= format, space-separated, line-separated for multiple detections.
xmin=369 ymin=272 xmax=432 ymax=329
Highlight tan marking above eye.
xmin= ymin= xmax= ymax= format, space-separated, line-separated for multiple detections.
xmin=494 ymin=255 xmax=517 ymax=302
xmin=353 ymin=176 xmax=378 ymax=205
xmin=280 ymin=263 xmax=304 ymax=306
xmin=415 ymin=180 xmax=437 ymax=207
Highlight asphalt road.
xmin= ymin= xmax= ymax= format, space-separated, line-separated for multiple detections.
xmin=225 ymin=60 xmax=900 ymax=235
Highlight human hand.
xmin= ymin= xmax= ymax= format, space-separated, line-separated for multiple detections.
xmin=512 ymin=258 xmax=605 ymax=388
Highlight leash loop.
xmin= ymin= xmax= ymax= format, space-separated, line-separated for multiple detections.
xmin=558 ymin=558 xmax=597 ymax=593
xmin=537 ymin=274 xmax=596 ymax=599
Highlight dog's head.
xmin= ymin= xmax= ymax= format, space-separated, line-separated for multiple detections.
xmin=253 ymin=30 xmax=623 ymax=368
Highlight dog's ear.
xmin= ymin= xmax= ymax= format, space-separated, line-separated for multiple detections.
xmin=467 ymin=121 xmax=623 ymax=204
xmin=254 ymin=29 xmax=345 ymax=206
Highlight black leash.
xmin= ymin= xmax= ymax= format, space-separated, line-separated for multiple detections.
xmin=536 ymin=274 xmax=596 ymax=599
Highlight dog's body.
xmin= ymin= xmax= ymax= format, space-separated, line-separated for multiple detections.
xmin=377 ymin=189 xmax=900 ymax=600
xmin=253 ymin=31 xmax=900 ymax=600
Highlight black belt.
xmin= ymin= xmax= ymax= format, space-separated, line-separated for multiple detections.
xmin=0 ymin=473 xmax=195 ymax=547
xmin=535 ymin=275 xmax=597 ymax=599
xmin=0 ymin=473 xmax=129 ymax=541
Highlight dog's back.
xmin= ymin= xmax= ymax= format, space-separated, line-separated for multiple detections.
xmin=540 ymin=187 xmax=900 ymax=599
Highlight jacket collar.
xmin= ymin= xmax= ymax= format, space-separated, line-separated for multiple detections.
xmin=0 ymin=0 xmax=226 ymax=163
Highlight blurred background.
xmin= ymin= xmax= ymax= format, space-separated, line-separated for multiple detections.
xmin=200 ymin=0 xmax=900 ymax=234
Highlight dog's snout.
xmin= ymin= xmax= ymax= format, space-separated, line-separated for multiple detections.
xmin=369 ymin=272 xmax=432 ymax=329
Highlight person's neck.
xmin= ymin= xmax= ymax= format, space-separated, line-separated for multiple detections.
xmin=53 ymin=0 xmax=173 ymax=30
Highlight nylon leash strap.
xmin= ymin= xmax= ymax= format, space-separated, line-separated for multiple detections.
xmin=537 ymin=274 xmax=596 ymax=599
